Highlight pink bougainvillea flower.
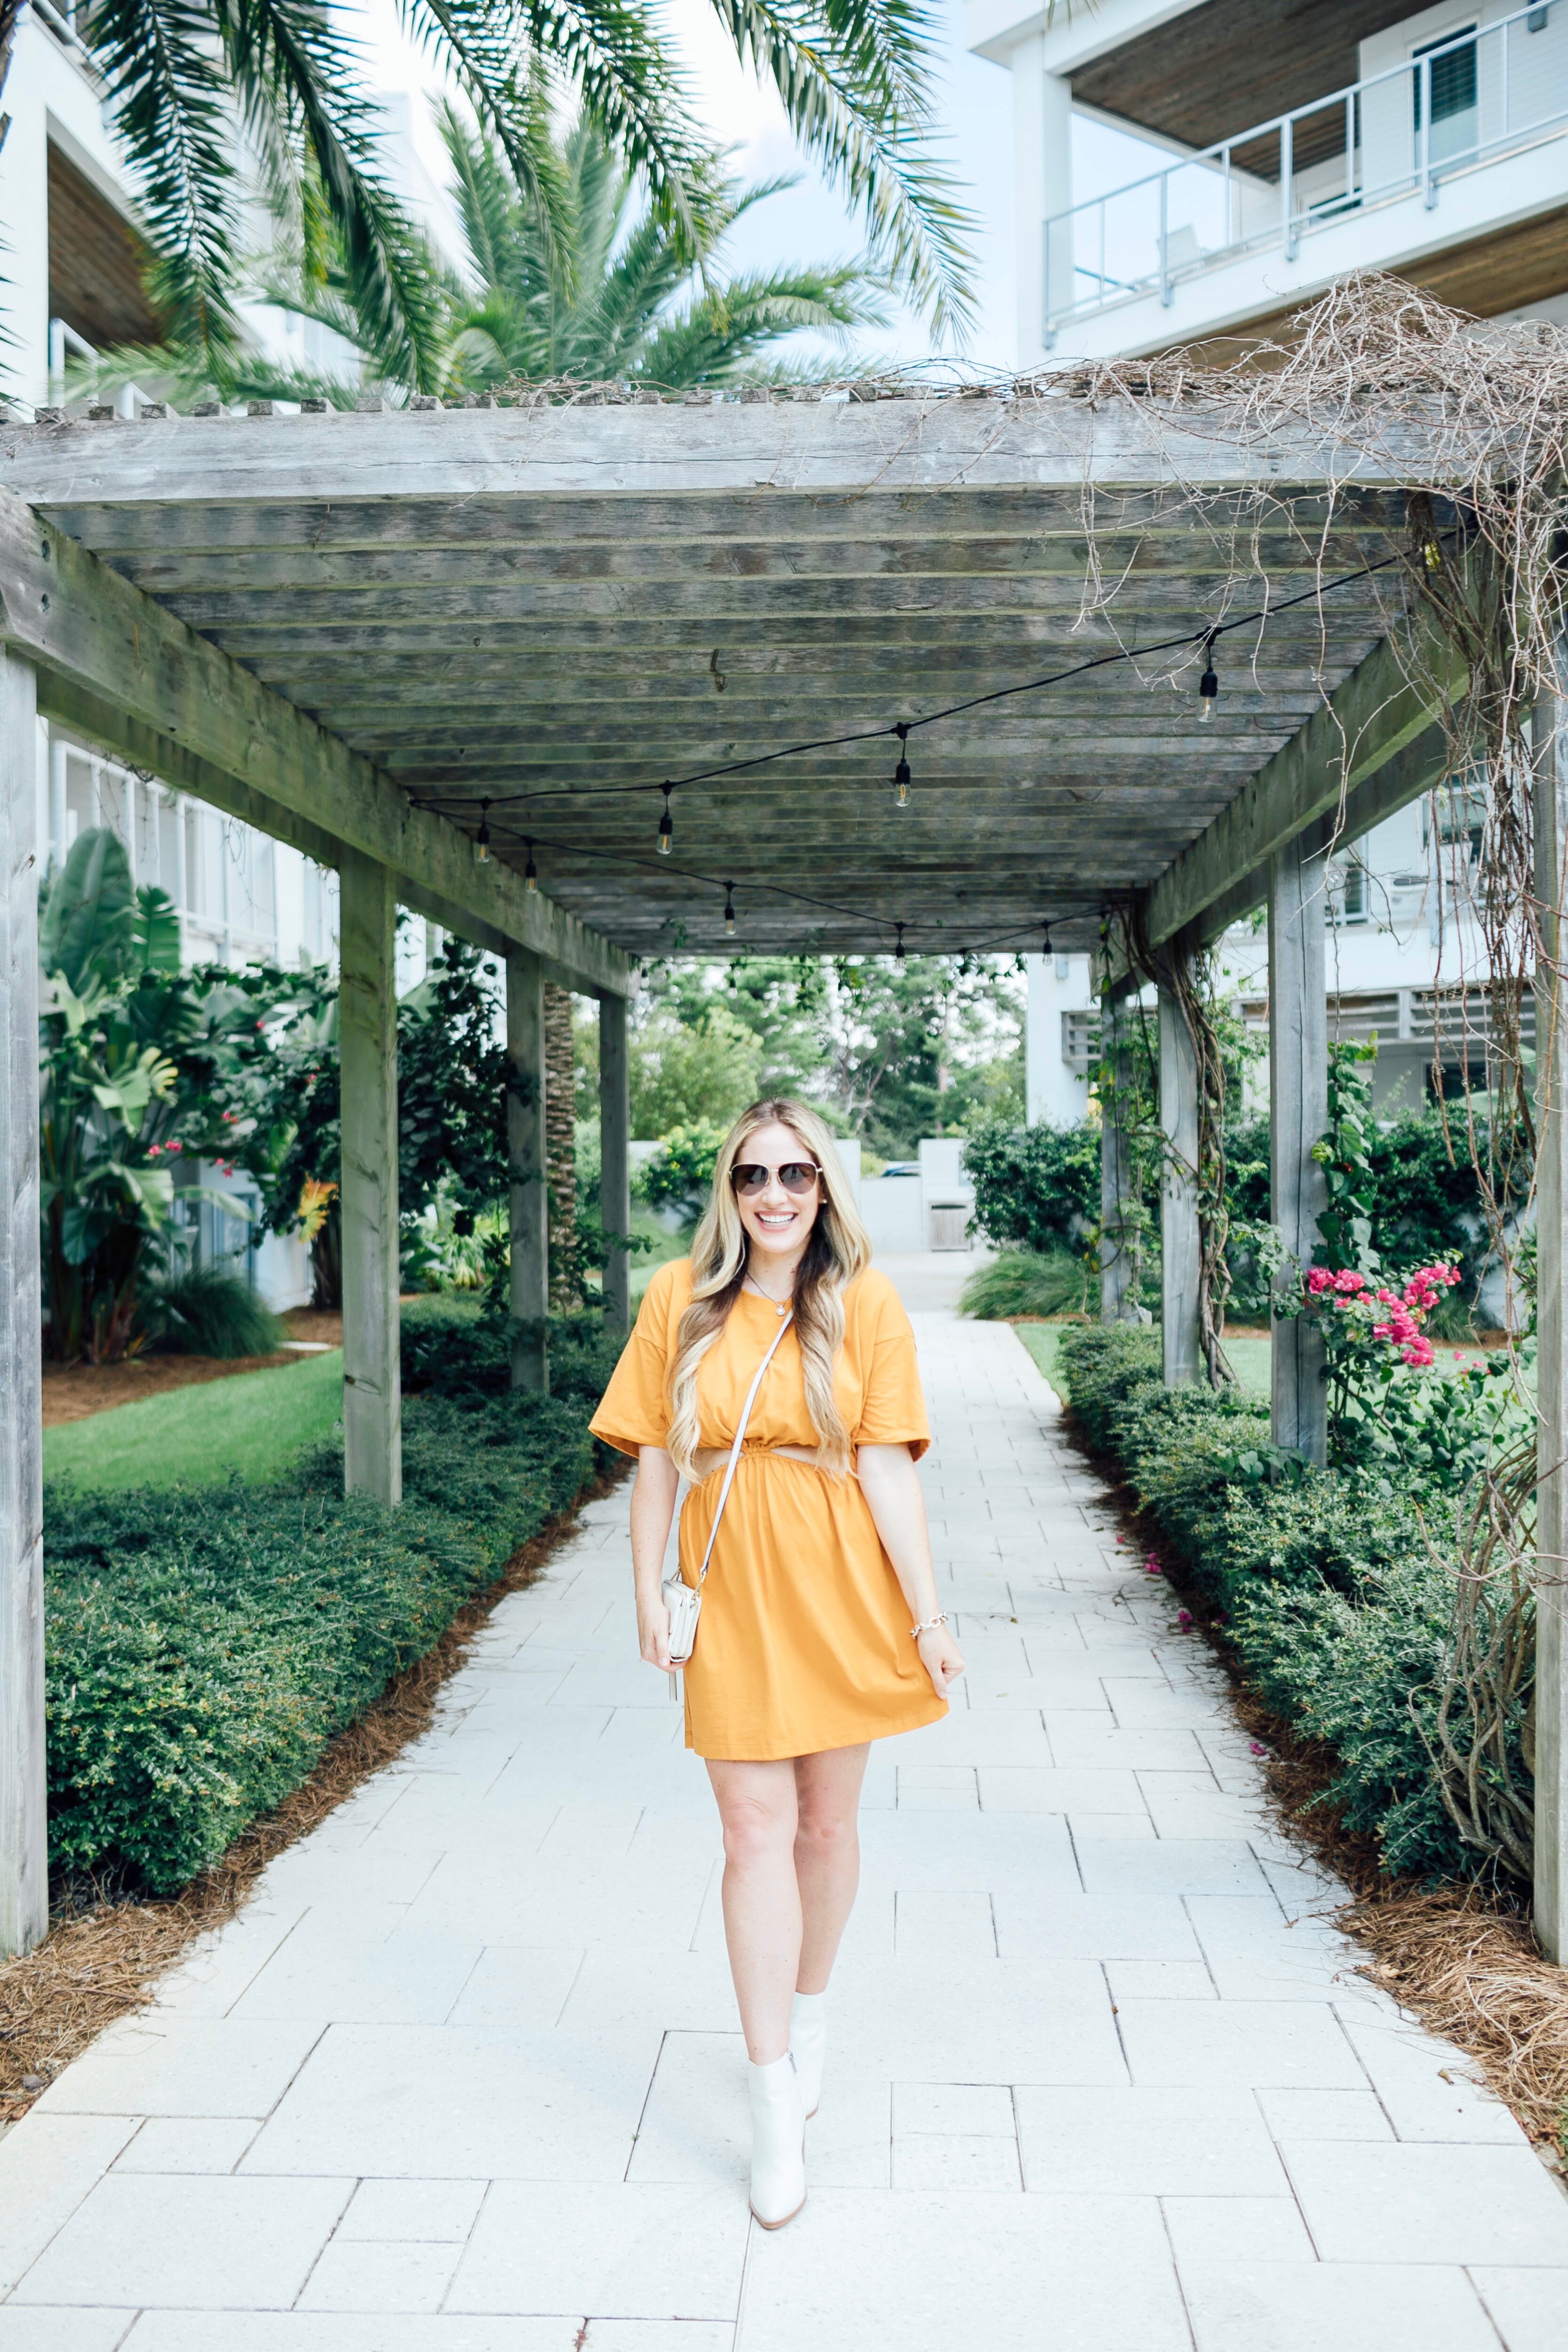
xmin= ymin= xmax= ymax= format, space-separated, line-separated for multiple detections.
xmin=1177 ymin=1608 xmax=1193 ymax=1631
xmin=1306 ymin=1270 xmax=1333 ymax=1295
xmin=1249 ymin=1740 xmax=1267 ymax=1756
xmin=146 ymin=1143 xmax=163 ymax=1157
xmin=166 ymin=1140 xmax=182 ymax=1154
xmin=1333 ymin=1270 xmax=1367 ymax=1294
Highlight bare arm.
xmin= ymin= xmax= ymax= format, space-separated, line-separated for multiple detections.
xmin=630 ymin=1445 xmax=681 ymax=1672
xmin=856 ymin=1443 xmax=965 ymax=1698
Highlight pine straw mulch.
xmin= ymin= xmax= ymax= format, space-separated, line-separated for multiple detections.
xmin=0 ymin=1469 xmax=622 ymax=2131
xmin=1076 ymin=1416 xmax=1568 ymax=2159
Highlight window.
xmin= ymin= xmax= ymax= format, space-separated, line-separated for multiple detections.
xmin=1413 ymin=25 xmax=1479 ymax=165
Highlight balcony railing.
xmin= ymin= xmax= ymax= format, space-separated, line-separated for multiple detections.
xmin=1045 ymin=1 xmax=1568 ymax=340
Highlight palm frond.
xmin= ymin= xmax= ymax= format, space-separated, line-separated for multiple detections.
xmin=705 ymin=0 xmax=976 ymax=340
xmin=82 ymin=0 xmax=241 ymax=351
xmin=215 ymin=0 xmax=449 ymax=389
xmin=636 ymin=262 xmax=889 ymax=386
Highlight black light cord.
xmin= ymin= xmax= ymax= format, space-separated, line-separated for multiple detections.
xmin=410 ymin=540 xmax=1418 ymax=821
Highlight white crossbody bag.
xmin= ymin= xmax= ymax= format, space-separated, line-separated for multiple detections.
xmin=663 ymin=1311 xmax=794 ymax=1694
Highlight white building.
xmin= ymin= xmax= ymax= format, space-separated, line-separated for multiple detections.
xmin=979 ymin=1 xmax=1541 ymax=1129
xmin=968 ymin=0 xmax=1568 ymax=370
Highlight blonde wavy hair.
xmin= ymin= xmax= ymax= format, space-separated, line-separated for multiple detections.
xmin=666 ymin=1097 xmax=870 ymax=1481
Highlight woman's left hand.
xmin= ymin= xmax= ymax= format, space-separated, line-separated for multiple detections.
xmin=916 ymin=1623 xmax=966 ymax=1698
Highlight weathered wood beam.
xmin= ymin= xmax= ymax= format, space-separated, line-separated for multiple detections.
xmin=340 ymin=850 xmax=402 ymax=1506
xmin=0 ymin=648 xmax=46 ymax=1960
xmin=1117 ymin=633 xmax=1467 ymax=966
xmin=1159 ymin=977 xmax=1202 ymax=1388
xmin=0 ymin=490 xmax=630 ymax=996
xmin=507 ymin=951 xmax=549 ymax=1393
xmin=599 ymin=993 xmax=631 ymax=1336
xmin=0 ymin=400 xmax=1433 ymax=512
xmin=1269 ymin=836 xmax=1329 ymax=1468
xmin=1533 ymin=649 xmax=1568 ymax=1961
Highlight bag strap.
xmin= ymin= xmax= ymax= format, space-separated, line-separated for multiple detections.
xmin=695 ymin=1311 xmax=794 ymax=1587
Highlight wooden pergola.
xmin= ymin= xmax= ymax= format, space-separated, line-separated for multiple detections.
xmin=1 ymin=388 xmax=1563 ymax=1963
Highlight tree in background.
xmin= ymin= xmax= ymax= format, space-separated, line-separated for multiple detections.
xmin=37 ymin=0 xmax=971 ymax=409
xmin=826 ymin=956 xmax=1023 ymax=1156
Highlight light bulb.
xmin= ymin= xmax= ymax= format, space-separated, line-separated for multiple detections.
xmin=724 ymin=882 xmax=736 ymax=937
xmin=475 ymin=798 xmax=492 ymax=864
xmin=1198 ymin=637 xmax=1218 ymax=722
xmin=657 ymin=787 xmax=673 ymax=855
xmin=894 ymin=922 xmax=906 ymax=963
xmin=892 ymin=723 xmax=912 ymax=806
xmin=524 ymin=840 xmax=538 ymax=891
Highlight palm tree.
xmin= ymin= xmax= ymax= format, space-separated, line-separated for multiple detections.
xmin=86 ymin=103 xmax=891 ymax=405
xmin=437 ymin=105 xmax=890 ymax=390
xmin=3 ymin=0 xmax=972 ymax=373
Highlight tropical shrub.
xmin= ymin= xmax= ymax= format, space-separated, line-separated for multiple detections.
xmin=637 ymin=1121 xmax=727 ymax=1216
xmin=141 ymin=1268 xmax=284 ymax=1359
xmin=1055 ymin=1324 xmax=1518 ymax=1879
xmin=38 ymin=831 xmax=258 ymax=1362
xmin=960 ymin=1249 xmax=1086 ymax=1321
xmin=963 ymin=1119 xmax=1099 ymax=1255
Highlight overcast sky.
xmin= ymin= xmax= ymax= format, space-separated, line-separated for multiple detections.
xmin=350 ymin=0 xmax=1161 ymax=373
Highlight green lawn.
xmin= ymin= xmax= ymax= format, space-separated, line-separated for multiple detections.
xmin=1010 ymin=1322 xmax=1272 ymax=1402
xmin=44 ymin=1350 xmax=344 ymax=1492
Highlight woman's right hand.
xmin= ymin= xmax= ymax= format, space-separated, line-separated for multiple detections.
xmin=636 ymin=1587 xmax=674 ymax=1672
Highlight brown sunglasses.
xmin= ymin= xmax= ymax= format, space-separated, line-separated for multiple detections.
xmin=731 ymin=1160 xmax=823 ymax=1198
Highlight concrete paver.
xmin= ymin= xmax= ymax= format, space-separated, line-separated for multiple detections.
xmin=3 ymin=1258 xmax=1568 ymax=2347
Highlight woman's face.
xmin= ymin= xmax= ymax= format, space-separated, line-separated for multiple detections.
xmin=732 ymin=1120 xmax=826 ymax=1269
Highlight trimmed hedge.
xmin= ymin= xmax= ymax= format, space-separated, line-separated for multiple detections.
xmin=45 ymin=1306 xmax=620 ymax=1894
xmin=1057 ymin=1325 xmax=1482 ymax=1878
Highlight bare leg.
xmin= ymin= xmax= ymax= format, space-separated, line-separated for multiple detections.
xmin=793 ymin=1744 xmax=869 ymax=1995
xmin=706 ymin=1758 xmax=801 ymax=2064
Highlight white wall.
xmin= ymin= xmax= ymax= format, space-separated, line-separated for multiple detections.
xmin=1025 ymin=951 xmax=1097 ymax=1126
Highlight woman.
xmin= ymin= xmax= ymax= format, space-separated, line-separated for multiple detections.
xmin=590 ymin=1097 xmax=965 ymax=2230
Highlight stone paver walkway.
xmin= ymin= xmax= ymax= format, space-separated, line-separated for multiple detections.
xmin=5 ymin=1266 xmax=1568 ymax=2350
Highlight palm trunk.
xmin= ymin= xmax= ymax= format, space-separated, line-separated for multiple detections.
xmin=544 ymin=983 xmax=577 ymax=1311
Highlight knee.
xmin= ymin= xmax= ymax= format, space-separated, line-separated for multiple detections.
xmin=722 ymin=1801 xmax=794 ymax=1873
xmin=795 ymin=1805 xmax=856 ymax=1860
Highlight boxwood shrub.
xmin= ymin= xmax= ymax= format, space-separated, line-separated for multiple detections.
xmin=45 ymin=1311 xmax=619 ymax=1895
xmin=1056 ymin=1324 xmax=1476 ymax=1879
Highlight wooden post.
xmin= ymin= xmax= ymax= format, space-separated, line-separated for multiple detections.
xmin=1269 ymin=834 xmax=1328 ymax=1465
xmin=507 ymin=948 xmax=549 ymax=1391
xmin=1159 ymin=975 xmax=1202 ymax=1384
xmin=1100 ymin=993 xmax=1137 ymax=1324
xmin=1 ymin=649 xmax=47 ymax=1958
xmin=1534 ymin=664 xmax=1568 ymax=1959
xmin=599 ymin=989 xmax=632 ymax=1335
xmin=339 ymin=849 xmax=402 ymax=1504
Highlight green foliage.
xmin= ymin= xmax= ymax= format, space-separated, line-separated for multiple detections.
xmin=435 ymin=108 xmax=889 ymax=392
xmin=963 ymin=1119 xmax=1100 ymax=1255
xmin=959 ymin=1249 xmax=1086 ymax=1321
xmin=44 ymin=1333 xmax=604 ymax=1893
xmin=637 ymin=1122 xmax=728 ymax=1215
xmin=630 ymin=1004 xmax=764 ymax=1137
xmin=38 ymin=830 xmax=257 ymax=1363
xmin=141 ymin=1268 xmax=284 ymax=1359
xmin=828 ymin=955 xmax=1024 ymax=1156
xmin=1055 ymin=1325 xmax=1508 ymax=1879
xmin=399 ymin=1293 xmax=622 ymax=1419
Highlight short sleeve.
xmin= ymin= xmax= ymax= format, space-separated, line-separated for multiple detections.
xmin=852 ymin=1274 xmax=931 ymax=1461
xmin=589 ymin=1261 xmax=683 ymax=1457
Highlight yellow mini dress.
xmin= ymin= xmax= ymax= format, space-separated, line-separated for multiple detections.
xmin=589 ymin=1259 xmax=948 ymax=1761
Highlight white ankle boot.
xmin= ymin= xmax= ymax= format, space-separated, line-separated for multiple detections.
xmin=790 ymin=1990 xmax=828 ymax=2120
xmin=748 ymin=2053 xmax=807 ymax=2229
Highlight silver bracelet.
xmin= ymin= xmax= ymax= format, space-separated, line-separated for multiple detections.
xmin=910 ymin=1611 xmax=949 ymax=1640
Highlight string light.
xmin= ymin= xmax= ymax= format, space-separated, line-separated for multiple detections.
xmin=1197 ymin=632 xmax=1219 ymax=722
xmin=1041 ymin=918 xmax=1054 ymax=958
xmin=894 ymin=922 xmax=906 ymax=962
xmin=475 ymin=798 xmax=492 ymax=864
xmin=657 ymin=785 xmax=674 ymax=855
xmin=724 ymin=881 xmax=736 ymax=937
xmin=524 ymin=839 xmax=538 ymax=890
xmin=892 ymin=723 xmax=912 ymax=808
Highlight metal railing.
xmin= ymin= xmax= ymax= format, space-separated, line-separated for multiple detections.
xmin=1045 ymin=1 xmax=1568 ymax=338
